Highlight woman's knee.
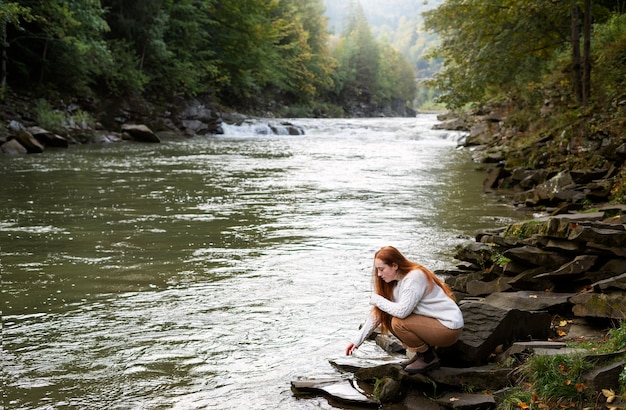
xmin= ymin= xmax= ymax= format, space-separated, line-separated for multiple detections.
xmin=390 ymin=316 xmax=405 ymax=333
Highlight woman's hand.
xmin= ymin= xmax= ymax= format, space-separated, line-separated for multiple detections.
xmin=345 ymin=343 xmax=356 ymax=356
xmin=369 ymin=294 xmax=383 ymax=305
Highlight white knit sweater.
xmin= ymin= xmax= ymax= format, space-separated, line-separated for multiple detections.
xmin=350 ymin=269 xmax=464 ymax=348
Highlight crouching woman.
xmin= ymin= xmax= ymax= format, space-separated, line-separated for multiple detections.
xmin=345 ymin=246 xmax=464 ymax=374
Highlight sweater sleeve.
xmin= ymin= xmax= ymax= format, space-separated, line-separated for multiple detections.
xmin=369 ymin=272 xmax=425 ymax=318
xmin=350 ymin=311 xmax=380 ymax=348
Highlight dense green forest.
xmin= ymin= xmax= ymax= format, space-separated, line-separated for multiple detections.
xmin=1 ymin=0 xmax=625 ymax=123
xmin=0 ymin=0 xmax=418 ymax=116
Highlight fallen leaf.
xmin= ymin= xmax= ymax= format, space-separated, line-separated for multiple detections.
xmin=559 ymin=320 xmax=568 ymax=327
xmin=603 ymin=388 xmax=616 ymax=403
xmin=449 ymin=397 xmax=460 ymax=402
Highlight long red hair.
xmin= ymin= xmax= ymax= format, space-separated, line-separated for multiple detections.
xmin=372 ymin=246 xmax=455 ymax=334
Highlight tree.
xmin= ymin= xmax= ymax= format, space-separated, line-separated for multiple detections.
xmin=423 ymin=0 xmax=572 ymax=108
xmin=331 ymin=1 xmax=380 ymax=103
xmin=5 ymin=0 xmax=110 ymax=94
xmin=0 ymin=2 xmax=32 ymax=93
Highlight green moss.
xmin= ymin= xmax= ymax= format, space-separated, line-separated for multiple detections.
xmin=503 ymin=220 xmax=544 ymax=239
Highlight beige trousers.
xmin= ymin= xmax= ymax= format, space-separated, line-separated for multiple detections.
xmin=390 ymin=314 xmax=462 ymax=353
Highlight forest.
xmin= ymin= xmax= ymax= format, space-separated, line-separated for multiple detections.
xmin=0 ymin=0 xmax=418 ymax=117
xmin=1 ymin=0 xmax=625 ymax=121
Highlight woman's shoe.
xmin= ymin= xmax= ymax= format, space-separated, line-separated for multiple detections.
xmin=399 ymin=352 xmax=421 ymax=368
xmin=404 ymin=355 xmax=440 ymax=374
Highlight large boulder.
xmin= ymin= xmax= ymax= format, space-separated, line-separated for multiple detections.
xmin=121 ymin=124 xmax=160 ymax=143
xmin=27 ymin=126 xmax=69 ymax=147
xmin=14 ymin=129 xmax=44 ymax=153
xmin=1 ymin=138 xmax=28 ymax=154
xmin=438 ymin=300 xmax=552 ymax=367
xmin=570 ymin=291 xmax=626 ymax=320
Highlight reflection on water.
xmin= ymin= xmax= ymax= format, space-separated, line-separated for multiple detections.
xmin=1 ymin=116 xmax=530 ymax=409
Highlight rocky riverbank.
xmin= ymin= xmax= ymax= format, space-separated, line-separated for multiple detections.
xmin=0 ymin=93 xmax=312 ymax=154
xmin=293 ymin=108 xmax=626 ymax=409
xmin=292 ymin=209 xmax=626 ymax=409
xmin=434 ymin=105 xmax=626 ymax=213
xmin=0 ymin=91 xmax=418 ymax=155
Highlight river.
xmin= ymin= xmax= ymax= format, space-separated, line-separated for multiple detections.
xmin=1 ymin=115 xmax=530 ymax=409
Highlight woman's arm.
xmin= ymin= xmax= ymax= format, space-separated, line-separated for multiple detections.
xmin=348 ymin=311 xmax=379 ymax=352
xmin=369 ymin=273 xmax=424 ymax=318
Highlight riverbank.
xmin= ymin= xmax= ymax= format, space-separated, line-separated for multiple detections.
xmin=1 ymin=89 xmax=421 ymax=155
xmin=435 ymin=101 xmax=626 ymax=212
xmin=293 ymin=205 xmax=626 ymax=409
xmin=298 ymin=102 xmax=626 ymax=409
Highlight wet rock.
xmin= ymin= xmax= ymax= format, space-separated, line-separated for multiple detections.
xmin=531 ymin=171 xmax=576 ymax=202
xmin=91 ymin=130 xmax=123 ymax=144
xmin=28 ymin=126 xmax=69 ymax=147
xmin=429 ymin=365 xmax=513 ymax=391
xmin=582 ymin=361 xmax=625 ymax=393
xmin=1 ymin=138 xmax=28 ymax=154
xmin=373 ymin=376 xmax=403 ymax=403
xmin=482 ymin=164 xmax=504 ymax=192
xmin=503 ymin=246 xmax=571 ymax=269
xmin=290 ymin=378 xmax=378 ymax=406
xmin=594 ymin=272 xmax=626 ymax=291
xmin=484 ymin=291 xmax=574 ymax=312
xmin=438 ymin=300 xmax=552 ymax=367
xmin=568 ymin=224 xmax=626 ymax=248
xmin=466 ymin=276 xmax=512 ymax=296
xmin=570 ymin=291 xmax=626 ymax=320
xmin=121 ymin=124 xmax=160 ymax=143
xmin=435 ymin=392 xmax=496 ymax=409
xmin=534 ymin=255 xmax=598 ymax=279
xmin=432 ymin=118 xmax=468 ymax=131
xmin=14 ymin=129 xmax=44 ymax=153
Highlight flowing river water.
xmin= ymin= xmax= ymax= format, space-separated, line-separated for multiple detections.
xmin=1 ymin=115 xmax=532 ymax=409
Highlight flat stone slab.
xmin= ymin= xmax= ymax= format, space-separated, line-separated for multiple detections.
xmin=506 ymin=341 xmax=567 ymax=355
xmin=329 ymin=355 xmax=404 ymax=373
xmin=485 ymin=291 xmax=575 ymax=311
xmin=505 ymin=341 xmax=589 ymax=358
xmin=429 ymin=365 xmax=514 ymax=391
xmin=435 ymin=392 xmax=496 ymax=409
xmin=290 ymin=378 xmax=377 ymax=406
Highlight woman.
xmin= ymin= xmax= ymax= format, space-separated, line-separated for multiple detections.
xmin=345 ymin=246 xmax=463 ymax=374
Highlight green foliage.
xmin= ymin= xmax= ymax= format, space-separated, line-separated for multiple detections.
xmin=35 ymin=99 xmax=94 ymax=133
xmin=491 ymin=253 xmax=511 ymax=267
xmin=329 ymin=1 xmax=416 ymax=108
xmin=35 ymin=100 xmax=66 ymax=132
xmin=590 ymin=13 xmax=626 ymax=105
xmin=423 ymin=0 xmax=572 ymax=109
xmin=609 ymin=164 xmax=626 ymax=205
xmin=519 ymin=354 xmax=594 ymax=407
xmin=7 ymin=0 xmax=111 ymax=94
xmin=100 ymin=40 xmax=148 ymax=95
xmin=603 ymin=322 xmax=626 ymax=353
xmin=497 ymin=389 xmax=534 ymax=410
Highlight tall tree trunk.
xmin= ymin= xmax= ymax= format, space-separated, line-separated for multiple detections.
xmin=571 ymin=5 xmax=582 ymax=104
xmin=1 ymin=19 xmax=7 ymax=92
xmin=582 ymin=0 xmax=592 ymax=105
xmin=39 ymin=37 xmax=48 ymax=84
